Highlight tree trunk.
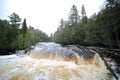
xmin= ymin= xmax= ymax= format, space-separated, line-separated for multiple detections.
xmin=92 ymin=48 xmax=118 ymax=80
xmin=116 ymin=31 xmax=120 ymax=49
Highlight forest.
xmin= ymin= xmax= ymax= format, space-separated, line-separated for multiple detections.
xmin=0 ymin=13 xmax=50 ymax=54
xmin=53 ymin=0 xmax=120 ymax=48
xmin=0 ymin=0 xmax=120 ymax=55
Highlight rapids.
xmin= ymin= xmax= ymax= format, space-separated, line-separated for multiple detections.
xmin=0 ymin=42 xmax=117 ymax=80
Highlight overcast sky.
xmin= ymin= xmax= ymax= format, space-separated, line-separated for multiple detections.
xmin=0 ymin=0 xmax=105 ymax=36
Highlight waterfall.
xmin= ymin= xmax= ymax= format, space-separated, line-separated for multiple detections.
xmin=0 ymin=42 xmax=118 ymax=80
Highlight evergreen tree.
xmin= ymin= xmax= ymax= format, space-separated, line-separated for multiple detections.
xmin=81 ymin=4 xmax=87 ymax=23
xmin=8 ymin=12 xmax=21 ymax=25
xmin=22 ymin=18 xmax=27 ymax=37
xmin=69 ymin=5 xmax=79 ymax=26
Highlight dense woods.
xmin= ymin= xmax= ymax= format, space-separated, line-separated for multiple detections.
xmin=0 ymin=13 xmax=50 ymax=54
xmin=53 ymin=0 xmax=120 ymax=48
xmin=0 ymin=0 xmax=120 ymax=55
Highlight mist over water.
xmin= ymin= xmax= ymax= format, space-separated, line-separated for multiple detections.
xmin=0 ymin=42 xmax=115 ymax=80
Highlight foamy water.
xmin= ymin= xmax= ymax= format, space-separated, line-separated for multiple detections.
xmin=0 ymin=54 xmax=113 ymax=80
xmin=0 ymin=42 xmax=117 ymax=80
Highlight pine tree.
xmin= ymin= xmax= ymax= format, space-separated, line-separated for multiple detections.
xmin=81 ymin=4 xmax=87 ymax=23
xmin=8 ymin=12 xmax=21 ymax=25
xmin=69 ymin=5 xmax=79 ymax=26
xmin=22 ymin=18 xmax=27 ymax=38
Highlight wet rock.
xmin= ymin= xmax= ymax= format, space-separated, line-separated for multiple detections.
xmin=30 ymin=42 xmax=76 ymax=58
xmin=67 ymin=45 xmax=95 ymax=59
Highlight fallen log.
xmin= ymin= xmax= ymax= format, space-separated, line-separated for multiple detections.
xmin=91 ymin=48 xmax=118 ymax=80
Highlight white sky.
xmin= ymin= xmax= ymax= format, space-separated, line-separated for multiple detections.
xmin=0 ymin=0 xmax=105 ymax=36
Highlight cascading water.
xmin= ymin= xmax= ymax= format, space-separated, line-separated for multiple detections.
xmin=0 ymin=42 xmax=117 ymax=80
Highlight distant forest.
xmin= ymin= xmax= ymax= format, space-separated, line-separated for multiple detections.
xmin=53 ymin=0 xmax=120 ymax=48
xmin=0 ymin=13 xmax=50 ymax=53
xmin=0 ymin=0 xmax=120 ymax=54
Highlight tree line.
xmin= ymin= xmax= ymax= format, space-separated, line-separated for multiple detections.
xmin=53 ymin=0 xmax=120 ymax=48
xmin=0 ymin=13 xmax=50 ymax=54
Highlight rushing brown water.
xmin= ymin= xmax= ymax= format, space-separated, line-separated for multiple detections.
xmin=0 ymin=42 xmax=116 ymax=80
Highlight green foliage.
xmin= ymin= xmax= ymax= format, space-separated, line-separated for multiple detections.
xmin=81 ymin=4 xmax=87 ymax=23
xmin=54 ymin=2 xmax=120 ymax=48
xmin=8 ymin=12 xmax=21 ymax=25
xmin=53 ymin=5 xmax=86 ymax=45
xmin=0 ymin=13 xmax=50 ymax=53
xmin=22 ymin=18 xmax=27 ymax=37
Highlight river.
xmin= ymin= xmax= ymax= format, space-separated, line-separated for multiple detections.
xmin=0 ymin=42 xmax=119 ymax=80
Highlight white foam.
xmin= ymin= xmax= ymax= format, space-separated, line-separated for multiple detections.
xmin=0 ymin=55 xmax=113 ymax=80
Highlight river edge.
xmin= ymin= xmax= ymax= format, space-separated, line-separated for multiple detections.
xmin=0 ymin=42 xmax=120 ymax=80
